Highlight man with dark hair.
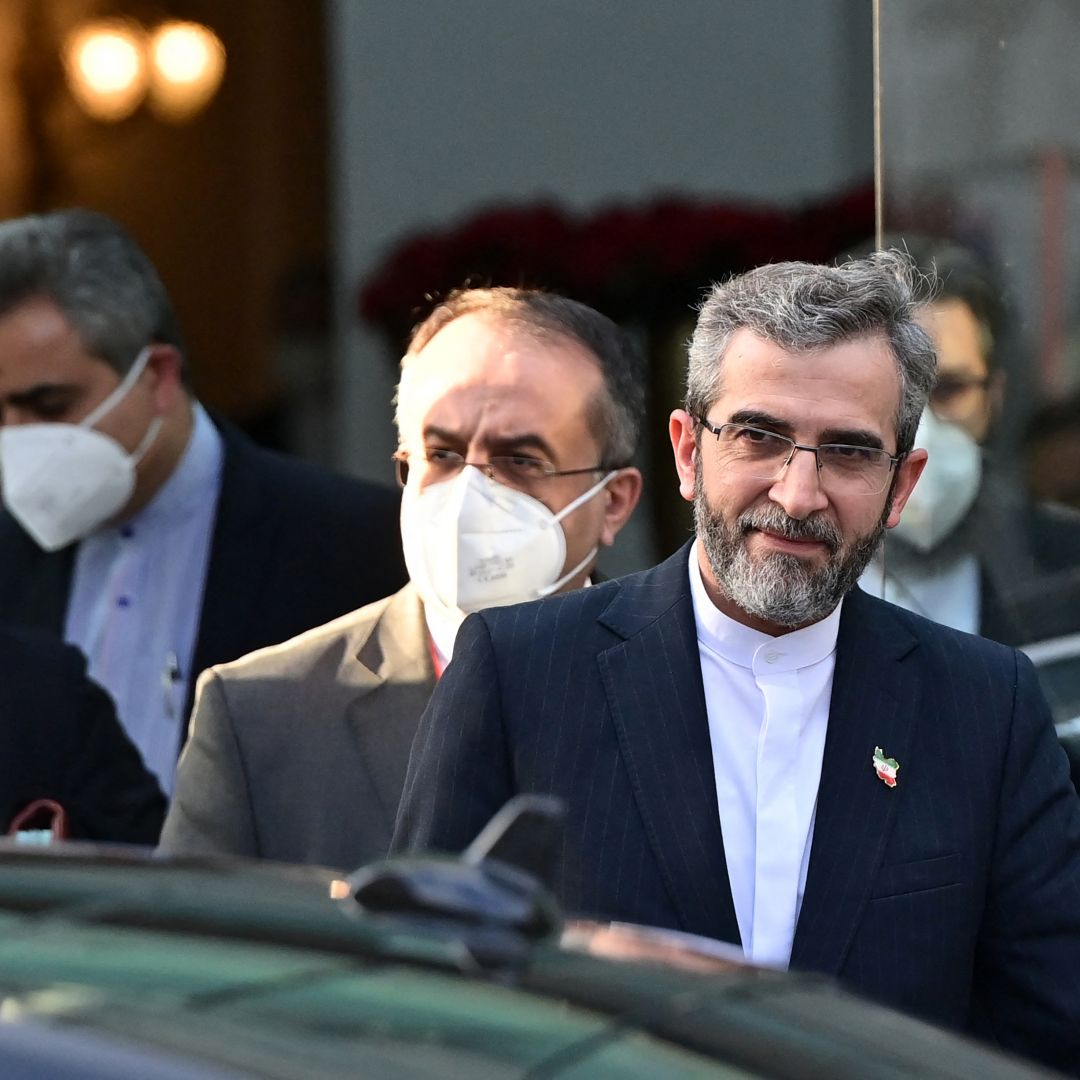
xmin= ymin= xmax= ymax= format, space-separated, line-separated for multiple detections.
xmin=0 ymin=209 xmax=407 ymax=793
xmin=902 ymin=235 xmax=1005 ymax=443
xmin=860 ymin=234 xmax=1080 ymax=649
xmin=160 ymin=286 xmax=644 ymax=866
xmin=395 ymin=253 xmax=1080 ymax=1073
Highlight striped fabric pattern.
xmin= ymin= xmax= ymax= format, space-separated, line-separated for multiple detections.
xmin=394 ymin=541 xmax=1080 ymax=1071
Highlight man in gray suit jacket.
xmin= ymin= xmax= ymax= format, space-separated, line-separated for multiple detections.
xmin=159 ymin=287 xmax=645 ymax=868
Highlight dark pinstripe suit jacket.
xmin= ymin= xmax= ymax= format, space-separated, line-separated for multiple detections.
xmin=395 ymin=542 xmax=1080 ymax=1071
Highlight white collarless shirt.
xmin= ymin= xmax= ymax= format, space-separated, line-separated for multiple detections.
xmin=64 ymin=404 xmax=224 ymax=793
xmin=688 ymin=542 xmax=841 ymax=968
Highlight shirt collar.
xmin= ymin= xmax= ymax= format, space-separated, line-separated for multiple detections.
xmin=688 ymin=540 xmax=842 ymax=672
xmin=424 ymin=576 xmax=595 ymax=673
xmin=129 ymin=403 xmax=224 ymax=528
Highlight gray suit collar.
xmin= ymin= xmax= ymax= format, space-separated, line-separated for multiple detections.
xmin=346 ymin=583 xmax=436 ymax=849
xmin=352 ymin=582 xmax=433 ymax=688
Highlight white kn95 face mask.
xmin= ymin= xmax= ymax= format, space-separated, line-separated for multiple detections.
xmin=401 ymin=464 xmax=616 ymax=625
xmin=0 ymin=346 xmax=162 ymax=552
xmin=890 ymin=406 xmax=982 ymax=554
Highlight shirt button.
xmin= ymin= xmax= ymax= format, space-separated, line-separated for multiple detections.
xmin=765 ymin=650 xmax=779 ymax=664
xmin=117 ymin=596 xmax=131 ymax=608
xmin=120 ymin=525 xmax=134 ymax=539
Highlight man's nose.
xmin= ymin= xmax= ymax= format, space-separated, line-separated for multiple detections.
xmin=767 ymin=446 xmax=829 ymax=520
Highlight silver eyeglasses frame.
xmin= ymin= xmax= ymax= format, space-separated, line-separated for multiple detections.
xmin=695 ymin=416 xmax=904 ymax=496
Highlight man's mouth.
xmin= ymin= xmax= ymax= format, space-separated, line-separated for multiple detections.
xmin=751 ymin=527 xmax=828 ymax=554
xmin=737 ymin=506 xmax=843 ymax=557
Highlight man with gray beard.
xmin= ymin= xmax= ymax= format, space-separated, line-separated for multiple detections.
xmin=394 ymin=253 xmax=1080 ymax=1073
xmin=694 ymin=486 xmax=889 ymax=630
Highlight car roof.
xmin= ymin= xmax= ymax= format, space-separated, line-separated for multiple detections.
xmin=0 ymin=845 xmax=1058 ymax=1080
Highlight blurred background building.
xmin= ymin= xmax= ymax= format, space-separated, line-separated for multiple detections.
xmin=2 ymin=0 xmax=1079 ymax=574
xmin=0 ymin=0 xmax=873 ymax=570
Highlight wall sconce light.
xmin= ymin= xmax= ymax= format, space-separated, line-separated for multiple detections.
xmin=63 ymin=17 xmax=226 ymax=124
xmin=148 ymin=21 xmax=227 ymax=122
xmin=63 ymin=18 xmax=149 ymax=122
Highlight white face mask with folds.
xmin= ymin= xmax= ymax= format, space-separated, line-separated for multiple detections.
xmin=401 ymin=464 xmax=616 ymax=630
xmin=890 ymin=407 xmax=982 ymax=554
xmin=0 ymin=346 xmax=163 ymax=552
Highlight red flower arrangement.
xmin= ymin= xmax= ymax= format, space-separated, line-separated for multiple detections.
xmin=358 ymin=182 xmax=874 ymax=350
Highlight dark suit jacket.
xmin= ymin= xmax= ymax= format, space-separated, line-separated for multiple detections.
xmin=976 ymin=491 xmax=1080 ymax=646
xmin=0 ymin=418 xmax=407 ymax=732
xmin=0 ymin=626 xmax=165 ymax=842
xmin=395 ymin=542 xmax=1080 ymax=1073
xmin=888 ymin=466 xmax=1080 ymax=648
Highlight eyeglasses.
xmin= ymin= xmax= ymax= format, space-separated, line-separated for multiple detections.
xmin=696 ymin=418 xmax=902 ymax=495
xmin=929 ymin=373 xmax=991 ymax=416
xmin=393 ymin=449 xmax=608 ymax=488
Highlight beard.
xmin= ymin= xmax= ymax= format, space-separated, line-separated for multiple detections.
xmin=694 ymin=460 xmax=889 ymax=629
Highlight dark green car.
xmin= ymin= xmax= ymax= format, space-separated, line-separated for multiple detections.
xmin=0 ymin=799 xmax=1062 ymax=1079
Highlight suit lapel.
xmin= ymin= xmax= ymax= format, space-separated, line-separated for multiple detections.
xmin=966 ymin=476 xmax=1034 ymax=645
xmin=345 ymin=584 xmax=436 ymax=840
xmin=597 ymin=544 xmax=741 ymax=945
xmin=790 ymin=588 xmax=921 ymax=973
xmin=189 ymin=423 xmax=272 ymax=691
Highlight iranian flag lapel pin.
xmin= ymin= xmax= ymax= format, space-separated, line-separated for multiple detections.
xmin=872 ymin=746 xmax=899 ymax=788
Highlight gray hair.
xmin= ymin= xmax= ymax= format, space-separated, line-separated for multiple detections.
xmin=685 ymin=250 xmax=937 ymax=453
xmin=399 ymin=286 xmax=644 ymax=465
xmin=0 ymin=209 xmax=188 ymax=383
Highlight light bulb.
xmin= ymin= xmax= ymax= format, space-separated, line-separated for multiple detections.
xmin=63 ymin=19 xmax=148 ymax=122
xmin=149 ymin=21 xmax=226 ymax=122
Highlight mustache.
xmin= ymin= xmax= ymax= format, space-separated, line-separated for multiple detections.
xmin=738 ymin=505 xmax=842 ymax=552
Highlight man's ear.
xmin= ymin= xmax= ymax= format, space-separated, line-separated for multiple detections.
xmin=885 ymin=448 xmax=928 ymax=528
xmin=145 ymin=345 xmax=186 ymax=415
xmin=669 ymin=409 xmax=698 ymax=504
xmin=599 ymin=467 xmax=643 ymax=547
